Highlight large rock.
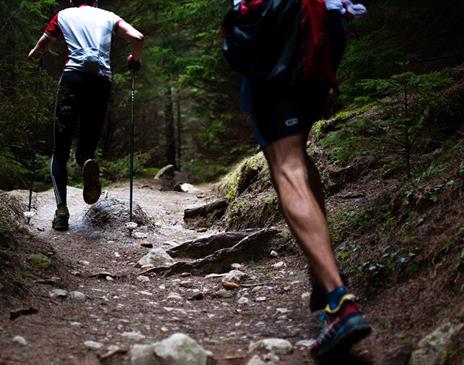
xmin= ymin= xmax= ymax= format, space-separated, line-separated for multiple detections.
xmin=130 ymin=333 xmax=215 ymax=365
xmin=154 ymin=165 xmax=176 ymax=191
xmin=183 ymin=199 xmax=229 ymax=228
xmin=409 ymin=321 xmax=464 ymax=365
xmin=154 ymin=165 xmax=175 ymax=180
xmin=137 ymin=248 xmax=174 ymax=268
xmin=83 ymin=198 xmax=152 ymax=232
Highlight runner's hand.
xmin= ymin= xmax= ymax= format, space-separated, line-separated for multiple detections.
xmin=127 ymin=55 xmax=141 ymax=72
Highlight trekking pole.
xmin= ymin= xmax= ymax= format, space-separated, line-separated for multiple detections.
xmin=126 ymin=70 xmax=137 ymax=237
xmin=24 ymin=58 xmax=43 ymax=225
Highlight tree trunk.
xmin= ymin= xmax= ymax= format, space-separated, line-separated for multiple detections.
xmin=175 ymin=91 xmax=182 ymax=169
xmin=164 ymin=87 xmax=176 ymax=167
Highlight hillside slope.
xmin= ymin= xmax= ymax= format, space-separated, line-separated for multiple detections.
xmin=216 ymin=67 xmax=464 ymax=363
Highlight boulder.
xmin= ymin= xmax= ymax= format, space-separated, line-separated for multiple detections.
xmin=154 ymin=165 xmax=175 ymax=180
xmin=154 ymin=165 xmax=176 ymax=191
xmin=83 ymin=198 xmax=152 ymax=232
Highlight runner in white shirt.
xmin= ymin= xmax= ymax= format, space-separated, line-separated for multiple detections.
xmin=28 ymin=0 xmax=144 ymax=231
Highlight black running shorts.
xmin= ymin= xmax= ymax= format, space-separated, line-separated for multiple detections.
xmin=242 ymin=79 xmax=330 ymax=148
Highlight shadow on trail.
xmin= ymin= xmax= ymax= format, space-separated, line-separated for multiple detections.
xmin=317 ymin=350 xmax=374 ymax=365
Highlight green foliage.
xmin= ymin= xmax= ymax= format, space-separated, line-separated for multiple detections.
xmin=321 ymin=71 xmax=452 ymax=178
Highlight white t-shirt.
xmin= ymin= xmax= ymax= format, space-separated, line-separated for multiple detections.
xmin=44 ymin=5 xmax=122 ymax=80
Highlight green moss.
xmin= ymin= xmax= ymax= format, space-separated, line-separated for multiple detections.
xmin=218 ymin=151 xmax=266 ymax=200
xmin=27 ymin=253 xmax=52 ymax=270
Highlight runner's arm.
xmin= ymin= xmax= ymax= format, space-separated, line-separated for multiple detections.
xmin=116 ymin=21 xmax=144 ymax=60
xmin=28 ymin=35 xmax=53 ymax=61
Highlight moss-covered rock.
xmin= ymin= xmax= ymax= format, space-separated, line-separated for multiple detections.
xmin=27 ymin=253 xmax=52 ymax=270
xmin=217 ymin=152 xmax=270 ymax=201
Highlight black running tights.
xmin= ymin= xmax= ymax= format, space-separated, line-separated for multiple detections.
xmin=51 ymin=71 xmax=111 ymax=207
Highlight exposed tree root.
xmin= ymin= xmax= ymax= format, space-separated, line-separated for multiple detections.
xmin=141 ymin=228 xmax=281 ymax=276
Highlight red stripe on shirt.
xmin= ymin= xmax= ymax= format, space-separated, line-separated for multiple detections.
xmin=44 ymin=13 xmax=62 ymax=39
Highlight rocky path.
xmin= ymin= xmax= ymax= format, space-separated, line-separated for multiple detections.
xmin=0 ymin=181 xmax=374 ymax=365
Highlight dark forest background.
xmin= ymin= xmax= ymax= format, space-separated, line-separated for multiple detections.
xmin=1 ymin=0 xmax=463 ymax=190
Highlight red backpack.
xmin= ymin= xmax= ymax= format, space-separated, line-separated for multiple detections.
xmin=222 ymin=0 xmax=344 ymax=86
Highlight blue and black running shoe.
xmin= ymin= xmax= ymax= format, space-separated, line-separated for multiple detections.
xmin=310 ymin=294 xmax=371 ymax=358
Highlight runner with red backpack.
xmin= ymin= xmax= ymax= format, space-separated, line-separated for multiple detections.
xmin=223 ymin=0 xmax=369 ymax=358
xmin=28 ymin=0 xmax=144 ymax=231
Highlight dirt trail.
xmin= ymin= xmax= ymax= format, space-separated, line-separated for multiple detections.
xmin=0 ymin=181 xmax=376 ymax=365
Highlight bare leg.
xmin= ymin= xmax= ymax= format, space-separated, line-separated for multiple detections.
xmin=263 ymin=131 xmax=342 ymax=292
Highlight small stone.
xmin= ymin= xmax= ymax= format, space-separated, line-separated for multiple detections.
xmin=272 ymin=261 xmax=285 ymax=269
xmin=255 ymin=297 xmax=266 ymax=302
xmin=179 ymin=280 xmax=194 ymax=288
xmin=249 ymin=338 xmax=293 ymax=355
xmin=69 ymin=291 xmax=86 ymax=301
xmin=270 ymin=250 xmax=279 ymax=257
xmin=247 ymin=355 xmax=267 ymax=365
xmin=301 ymin=292 xmax=310 ymax=308
xmin=137 ymin=248 xmax=174 ymax=268
xmin=188 ymin=291 xmax=204 ymax=301
xmin=196 ymin=227 xmax=208 ymax=233
xmin=295 ymin=339 xmax=316 ymax=350
xmin=167 ymin=292 xmax=182 ymax=300
xmin=137 ymin=275 xmax=150 ymax=282
xmin=276 ymin=308 xmax=289 ymax=314
xmin=122 ymin=331 xmax=146 ymax=341
xmin=84 ymin=341 xmax=104 ymax=350
xmin=12 ymin=336 xmax=27 ymax=346
xmin=223 ymin=281 xmax=240 ymax=290
xmin=49 ymin=289 xmax=68 ymax=299
xmin=178 ymin=183 xmax=197 ymax=193
xmin=263 ymin=352 xmax=280 ymax=363
xmin=213 ymin=289 xmax=234 ymax=299
xmin=27 ymin=254 xmax=52 ymax=270
xmin=238 ymin=297 xmax=249 ymax=305
xmin=106 ymin=276 xmax=114 ymax=281
xmin=79 ymin=260 xmax=90 ymax=266
xmin=222 ymin=270 xmax=248 ymax=284
xmin=231 ymin=263 xmax=243 ymax=270
xmin=133 ymin=232 xmax=148 ymax=239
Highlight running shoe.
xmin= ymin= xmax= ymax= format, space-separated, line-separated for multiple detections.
xmin=52 ymin=206 xmax=69 ymax=231
xmin=309 ymin=271 xmax=349 ymax=312
xmin=310 ymin=294 xmax=371 ymax=358
xmin=82 ymin=159 xmax=101 ymax=204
